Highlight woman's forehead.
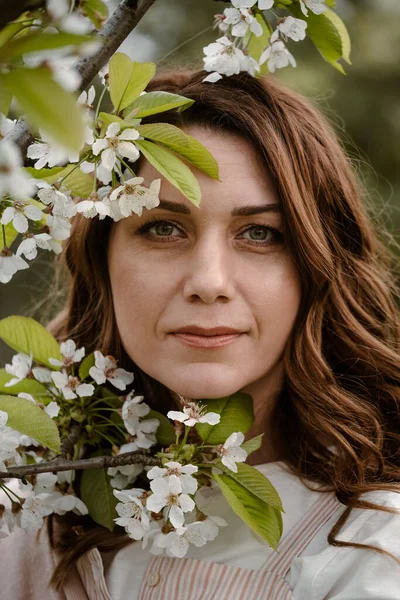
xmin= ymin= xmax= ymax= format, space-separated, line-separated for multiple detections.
xmin=137 ymin=126 xmax=280 ymax=214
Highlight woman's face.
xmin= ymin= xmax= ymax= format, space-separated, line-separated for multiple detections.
xmin=108 ymin=127 xmax=301 ymax=400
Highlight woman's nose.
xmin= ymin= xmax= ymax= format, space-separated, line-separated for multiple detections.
xmin=182 ymin=234 xmax=235 ymax=304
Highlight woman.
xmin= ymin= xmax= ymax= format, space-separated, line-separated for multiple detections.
xmin=2 ymin=71 xmax=400 ymax=599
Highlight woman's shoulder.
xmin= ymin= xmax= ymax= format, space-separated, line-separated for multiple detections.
xmin=0 ymin=526 xmax=63 ymax=599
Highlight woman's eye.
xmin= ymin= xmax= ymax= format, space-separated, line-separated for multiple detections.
xmin=238 ymin=225 xmax=282 ymax=245
xmin=138 ymin=220 xmax=184 ymax=238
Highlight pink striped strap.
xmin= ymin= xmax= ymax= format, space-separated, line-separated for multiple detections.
xmin=260 ymin=491 xmax=341 ymax=577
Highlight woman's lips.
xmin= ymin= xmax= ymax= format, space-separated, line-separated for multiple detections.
xmin=170 ymin=332 xmax=243 ymax=348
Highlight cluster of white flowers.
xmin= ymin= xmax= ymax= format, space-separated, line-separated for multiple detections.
xmin=0 ymin=340 xmax=253 ymax=556
xmin=113 ymin=460 xmax=228 ymax=558
xmin=203 ymin=0 xmax=327 ymax=81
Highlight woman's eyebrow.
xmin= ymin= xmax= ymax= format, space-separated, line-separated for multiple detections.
xmin=156 ymin=200 xmax=281 ymax=216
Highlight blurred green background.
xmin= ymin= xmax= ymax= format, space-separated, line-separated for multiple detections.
xmin=1 ymin=0 xmax=399 ymax=363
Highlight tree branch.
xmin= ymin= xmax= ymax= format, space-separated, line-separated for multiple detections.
xmin=5 ymin=0 xmax=157 ymax=153
xmin=0 ymin=451 xmax=161 ymax=480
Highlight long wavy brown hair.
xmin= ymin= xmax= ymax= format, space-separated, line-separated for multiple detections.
xmin=46 ymin=71 xmax=400 ymax=590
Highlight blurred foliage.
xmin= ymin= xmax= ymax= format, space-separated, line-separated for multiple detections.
xmin=1 ymin=0 xmax=399 ymax=363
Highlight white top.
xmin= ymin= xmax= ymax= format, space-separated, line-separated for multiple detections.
xmin=104 ymin=461 xmax=400 ymax=599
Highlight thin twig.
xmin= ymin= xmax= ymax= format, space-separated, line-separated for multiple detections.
xmin=0 ymin=451 xmax=161 ymax=480
xmin=59 ymin=423 xmax=81 ymax=459
xmin=5 ymin=0 xmax=157 ymax=153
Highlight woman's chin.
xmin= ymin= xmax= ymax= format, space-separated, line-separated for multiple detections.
xmin=156 ymin=368 xmax=247 ymax=400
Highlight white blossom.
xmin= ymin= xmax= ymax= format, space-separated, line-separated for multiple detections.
xmin=49 ymin=491 xmax=88 ymax=515
xmin=231 ymin=0 xmax=274 ymax=9
xmin=151 ymin=523 xmax=207 ymax=558
xmin=80 ymin=160 xmax=112 ymax=185
xmin=0 ymin=114 xmax=16 ymax=138
xmin=16 ymin=233 xmax=52 ymax=260
xmin=23 ymin=49 xmax=82 ymax=92
xmin=98 ymin=62 xmax=109 ymax=85
xmin=89 ymin=351 xmax=134 ymax=391
xmin=167 ymin=400 xmax=220 ymax=428
xmin=51 ymin=371 xmax=94 ymax=400
xmin=109 ymin=177 xmax=161 ymax=219
xmin=32 ymin=367 xmax=53 ymax=383
xmin=107 ymin=442 xmax=143 ymax=489
xmin=49 ymin=339 xmax=85 ymax=368
xmin=270 ymin=16 xmax=307 ymax=44
xmin=1 ymin=200 xmax=43 ymax=234
xmin=147 ymin=461 xmax=198 ymax=495
xmin=78 ymin=86 xmax=96 ymax=109
xmin=5 ymin=353 xmax=32 ymax=386
xmin=203 ymin=36 xmax=259 ymax=82
xmin=146 ymin=475 xmax=195 ymax=528
xmin=121 ymin=392 xmax=159 ymax=446
xmin=45 ymin=214 xmax=72 ymax=253
xmin=0 ymin=410 xmax=21 ymax=471
xmin=34 ymin=181 xmax=77 ymax=218
xmin=20 ymin=493 xmax=55 ymax=533
xmin=113 ymin=488 xmax=150 ymax=539
xmin=92 ymin=122 xmax=140 ymax=172
xmin=27 ymin=131 xmax=79 ymax=170
xmin=76 ymin=192 xmax=112 ymax=219
xmin=259 ymin=40 xmax=296 ymax=73
xmin=222 ymin=7 xmax=263 ymax=38
xmin=219 ymin=431 xmax=247 ymax=473
xmin=300 ymin=0 xmax=326 ymax=17
xmin=0 ymin=250 xmax=29 ymax=284
xmin=0 ymin=140 xmax=35 ymax=198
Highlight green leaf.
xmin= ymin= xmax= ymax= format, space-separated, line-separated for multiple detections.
xmin=3 ymin=68 xmax=85 ymax=152
xmin=80 ymin=463 xmax=118 ymax=530
xmin=136 ymin=123 xmax=219 ymax=180
xmin=241 ymin=434 xmax=264 ymax=457
xmin=124 ymin=91 xmax=194 ymax=119
xmin=146 ymin=409 xmax=175 ymax=446
xmin=0 ymin=74 xmax=12 ymax=115
xmin=81 ymin=0 xmax=108 ymax=29
xmin=98 ymin=111 xmax=126 ymax=128
xmin=25 ymin=164 xmax=93 ymax=197
xmin=0 ymin=316 xmax=62 ymax=368
xmin=217 ymin=462 xmax=283 ymax=510
xmin=247 ymin=14 xmax=272 ymax=76
xmin=2 ymin=221 xmax=18 ymax=247
xmin=290 ymin=5 xmax=351 ymax=73
xmin=0 ymin=32 xmax=94 ymax=62
xmin=0 ymin=394 xmax=60 ymax=453
xmin=135 ymin=139 xmax=201 ymax=206
xmin=79 ymin=353 xmax=95 ymax=380
xmin=109 ymin=54 xmax=156 ymax=112
xmin=213 ymin=472 xmax=282 ymax=549
xmin=195 ymin=393 xmax=254 ymax=444
xmin=0 ymin=368 xmax=48 ymax=397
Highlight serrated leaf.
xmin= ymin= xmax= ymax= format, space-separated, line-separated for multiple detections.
xmin=290 ymin=5 xmax=351 ymax=73
xmin=79 ymin=352 xmax=95 ymax=380
xmin=241 ymin=434 xmax=263 ymax=457
xmin=217 ymin=462 xmax=283 ymax=510
xmin=213 ymin=472 xmax=282 ymax=549
xmin=3 ymin=68 xmax=84 ymax=151
xmin=98 ymin=111 xmax=126 ymax=128
xmin=0 ymin=394 xmax=60 ymax=452
xmin=80 ymin=464 xmax=118 ymax=530
xmin=0 ymin=316 xmax=62 ymax=368
xmin=247 ymin=13 xmax=272 ymax=76
xmin=146 ymin=409 xmax=175 ymax=446
xmin=124 ymin=91 xmax=194 ymax=119
xmin=196 ymin=393 xmax=254 ymax=444
xmin=24 ymin=166 xmax=66 ymax=182
xmin=0 ymin=32 xmax=94 ymax=62
xmin=135 ymin=139 xmax=201 ymax=206
xmin=136 ymin=123 xmax=219 ymax=180
xmin=81 ymin=0 xmax=108 ymax=29
xmin=0 ymin=368 xmax=48 ymax=397
xmin=109 ymin=54 xmax=156 ymax=112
